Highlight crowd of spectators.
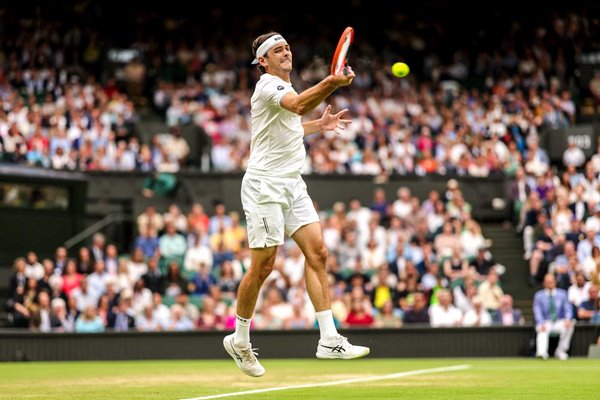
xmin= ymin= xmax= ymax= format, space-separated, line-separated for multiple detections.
xmin=6 ymin=183 xmax=530 ymax=332
xmin=514 ymin=153 xmax=600 ymax=326
xmin=0 ymin=5 xmax=596 ymax=179
xmin=2 ymin=3 xmax=600 ymax=344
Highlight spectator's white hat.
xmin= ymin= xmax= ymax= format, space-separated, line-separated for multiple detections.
xmin=447 ymin=179 xmax=459 ymax=189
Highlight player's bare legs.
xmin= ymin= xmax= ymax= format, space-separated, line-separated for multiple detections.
xmin=291 ymin=222 xmax=330 ymax=312
xmin=293 ymin=222 xmax=370 ymax=359
xmin=224 ymin=246 xmax=276 ymax=377
xmin=236 ymin=246 xmax=277 ymax=319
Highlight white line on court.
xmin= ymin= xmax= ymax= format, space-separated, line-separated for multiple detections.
xmin=180 ymin=364 xmax=471 ymax=400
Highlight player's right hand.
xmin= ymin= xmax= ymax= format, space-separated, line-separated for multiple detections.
xmin=332 ymin=65 xmax=355 ymax=86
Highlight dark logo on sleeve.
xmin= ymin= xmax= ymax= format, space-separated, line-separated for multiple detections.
xmin=277 ymin=85 xmax=284 ymax=90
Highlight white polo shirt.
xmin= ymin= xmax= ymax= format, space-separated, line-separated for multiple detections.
xmin=247 ymin=73 xmax=305 ymax=177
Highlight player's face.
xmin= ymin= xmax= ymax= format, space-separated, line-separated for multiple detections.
xmin=267 ymin=43 xmax=292 ymax=72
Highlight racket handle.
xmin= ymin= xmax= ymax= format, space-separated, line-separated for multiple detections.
xmin=343 ymin=63 xmax=349 ymax=76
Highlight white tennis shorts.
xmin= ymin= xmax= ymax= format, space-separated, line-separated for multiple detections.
xmin=241 ymin=173 xmax=319 ymax=248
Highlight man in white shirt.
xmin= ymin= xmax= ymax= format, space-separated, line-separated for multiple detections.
xmin=346 ymin=198 xmax=372 ymax=235
xmin=87 ymin=260 xmax=110 ymax=296
xmin=71 ymin=278 xmax=99 ymax=312
xmin=567 ymin=271 xmax=590 ymax=308
xmin=429 ymin=289 xmax=463 ymax=327
xmin=584 ymin=205 xmax=600 ymax=232
xmin=462 ymin=296 xmax=492 ymax=327
xmin=392 ymin=187 xmax=413 ymax=220
xmin=562 ymin=141 xmax=586 ymax=168
xmin=224 ymin=31 xmax=369 ymax=378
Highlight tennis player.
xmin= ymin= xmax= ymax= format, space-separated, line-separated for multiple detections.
xmin=224 ymin=32 xmax=370 ymax=377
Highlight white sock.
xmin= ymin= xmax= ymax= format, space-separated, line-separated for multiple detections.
xmin=233 ymin=315 xmax=251 ymax=348
xmin=315 ymin=309 xmax=338 ymax=339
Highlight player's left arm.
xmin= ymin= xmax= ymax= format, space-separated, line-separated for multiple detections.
xmin=302 ymin=105 xmax=351 ymax=136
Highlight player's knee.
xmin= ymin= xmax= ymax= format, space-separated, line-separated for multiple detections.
xmin=256 ymin=263 xmax=274 ymax=281
xmin=307 ymin=245 xmax=328 ymax=267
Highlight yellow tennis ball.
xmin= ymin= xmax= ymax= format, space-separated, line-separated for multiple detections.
xmin=392 ymin=62 xmax=410 ymax=78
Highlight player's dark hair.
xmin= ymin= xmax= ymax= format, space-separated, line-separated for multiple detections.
xmin=252 ymin=32 xmax=279 ymax=73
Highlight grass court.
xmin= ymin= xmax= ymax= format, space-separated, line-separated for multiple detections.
xmin=1 ymin=358 xmax=597 ymax=399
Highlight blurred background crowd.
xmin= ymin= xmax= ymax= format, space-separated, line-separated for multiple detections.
xmin=2 ymin=1 xmax=600 ymax=333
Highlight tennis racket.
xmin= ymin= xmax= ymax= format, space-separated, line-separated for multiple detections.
xmin=331 ymin=27 xmax=354 ymax=76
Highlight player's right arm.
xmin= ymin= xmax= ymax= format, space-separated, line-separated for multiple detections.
xmin=280 ymin=67 xmax=355 ymax=116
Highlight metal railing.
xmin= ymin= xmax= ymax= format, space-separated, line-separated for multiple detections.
xmin=63 ymin=213 xmax=131 ymax=250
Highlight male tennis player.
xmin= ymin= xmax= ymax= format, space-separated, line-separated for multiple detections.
xmin=223 ymin=32 xmax=370 ymax=377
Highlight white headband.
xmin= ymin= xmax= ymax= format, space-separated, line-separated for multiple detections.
xmin=251 ymin=35 xmax=287 ymax=64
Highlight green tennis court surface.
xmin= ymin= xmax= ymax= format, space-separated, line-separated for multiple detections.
xmin=1 ymin=358 xmax=597 ymax=399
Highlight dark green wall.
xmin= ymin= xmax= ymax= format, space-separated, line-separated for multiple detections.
xmin=1 ymin=325 xmax=597 ymax=361
xmin=0 ymin=166 xmax=87 ymax=265
xmin=86 ymin=171 xmax=509 ymax=222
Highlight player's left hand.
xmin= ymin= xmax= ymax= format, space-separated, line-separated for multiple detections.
xmin=321 ymin=105 xmax=351 ymax=135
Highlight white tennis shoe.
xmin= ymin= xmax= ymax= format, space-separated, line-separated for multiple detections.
xmin=316 ymin=334 xmax=370 ymax=359
xmin=223 ymin=334 xmax=265 ymax=377
xmin=554 ymin=350 xmax=569 ymax=361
